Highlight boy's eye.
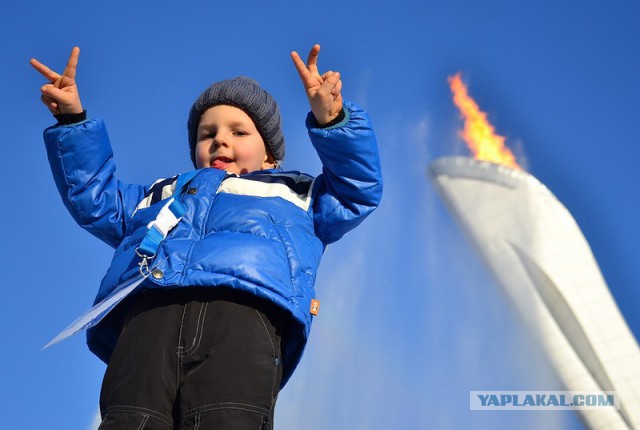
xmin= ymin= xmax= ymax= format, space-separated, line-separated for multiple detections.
xmin=233 ymin=130 xmax=247 ymax=136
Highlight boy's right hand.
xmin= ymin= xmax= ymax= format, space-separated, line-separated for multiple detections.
xmin=30 ymin=47 xmax=83 ymax=116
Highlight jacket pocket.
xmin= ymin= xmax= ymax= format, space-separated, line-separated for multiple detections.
xmin=270 ymin=217 xmax=298 ymax=296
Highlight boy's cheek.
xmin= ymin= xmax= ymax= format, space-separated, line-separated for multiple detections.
xmin=194 ymin=145 xmax=210 ymax=168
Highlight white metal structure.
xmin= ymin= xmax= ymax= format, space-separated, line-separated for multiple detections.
xmin=428 ymin=157 xmax=640 ymax=429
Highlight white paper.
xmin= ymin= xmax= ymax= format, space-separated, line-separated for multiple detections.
xmin=43 ymin=274 xmax=147 ymax=350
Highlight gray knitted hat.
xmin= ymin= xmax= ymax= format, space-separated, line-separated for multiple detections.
xmin=187 ymin=77 xmax=285 ymax=168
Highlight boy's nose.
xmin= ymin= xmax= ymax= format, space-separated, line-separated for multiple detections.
xmin=213 ymin=136 xmax=229 ymax=148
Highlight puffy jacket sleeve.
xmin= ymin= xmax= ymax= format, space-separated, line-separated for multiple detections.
xmin=308 ymin=100 xmax=383 ymax=245
xmin=43 ymin=118 xmax=147 ymax=248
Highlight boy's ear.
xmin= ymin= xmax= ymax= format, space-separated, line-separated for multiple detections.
xmin=264 ymin=150 xmax=276 ymax=165
xmin=262 ymin=150 xmax=277 ymax=169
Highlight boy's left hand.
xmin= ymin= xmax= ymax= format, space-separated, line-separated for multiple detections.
xmin=291 ymin=44 xmax=343 ymax=126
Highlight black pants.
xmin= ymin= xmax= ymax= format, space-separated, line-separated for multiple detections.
xmin=98 ymin=288 xmax=284 ymax=430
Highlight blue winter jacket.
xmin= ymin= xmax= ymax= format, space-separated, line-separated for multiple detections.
xmin=43 ymin=100 xmax=382 ymax=385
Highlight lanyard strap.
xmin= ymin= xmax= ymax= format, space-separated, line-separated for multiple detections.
xmin=136 ymin=169 xmax=201 ymax=272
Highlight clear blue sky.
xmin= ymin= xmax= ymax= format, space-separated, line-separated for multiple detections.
xmin=2 ymin=1 xmax=639 ymax=428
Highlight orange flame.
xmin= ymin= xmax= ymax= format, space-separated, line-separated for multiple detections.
xmin=448 ymin=73 xmax=520 ymax=169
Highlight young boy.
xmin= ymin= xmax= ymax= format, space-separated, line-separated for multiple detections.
xmin=31 ymin=45 xmax=382 ymax=429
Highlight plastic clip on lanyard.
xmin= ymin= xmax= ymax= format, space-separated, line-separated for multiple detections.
xmin=43 ymin=170 xmax=201 ymax=349
xmin=135 ymin=170 xmax=200 ymax=276
xmin=136 ymin=197 xmax=185 ymax=276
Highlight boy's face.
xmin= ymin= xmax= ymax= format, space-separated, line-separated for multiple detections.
xmin=195 ymin=105 xmax=275 ymax=175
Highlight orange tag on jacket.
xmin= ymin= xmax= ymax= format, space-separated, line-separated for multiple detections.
xmin=310 ymin=299 xmax=320 ymax=316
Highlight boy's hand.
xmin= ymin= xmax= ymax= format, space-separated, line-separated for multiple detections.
xmin=30 ymin=47 xmax=83 ymax=116
xmin=291 ymin=44 xmax=343 ymax=126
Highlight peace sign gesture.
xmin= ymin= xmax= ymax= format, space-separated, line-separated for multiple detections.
xmin=30 ymin=46 xmax=83 ymax=116
xmin=291 ymin=44 xmax=343 ymax=126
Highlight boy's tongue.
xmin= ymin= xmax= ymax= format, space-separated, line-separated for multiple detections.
xmin=212 ymin=157 xmax=232 ymax=170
